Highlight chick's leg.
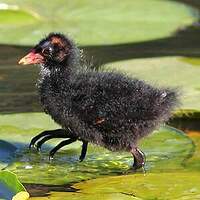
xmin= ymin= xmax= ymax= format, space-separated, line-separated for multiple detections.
xmin=131 ymin=147 xmax=146 ymax=170
xmin=79 ymin=141 xmax=88 ymax=162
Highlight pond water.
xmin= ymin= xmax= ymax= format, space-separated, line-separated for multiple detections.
xmin=0 ymin=0 xmax=200 ymax=199
xmin=0 ymin=113 xmax=199 ymax=199
xmin=0 ymin=44 xmax=199 ymax=199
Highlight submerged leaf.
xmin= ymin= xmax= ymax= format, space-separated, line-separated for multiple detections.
xmin=0 ymin=140 xmax=16 ymax=169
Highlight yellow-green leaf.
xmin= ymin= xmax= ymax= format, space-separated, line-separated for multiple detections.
xmin=12 ymin=192 xmax=29 ymax=200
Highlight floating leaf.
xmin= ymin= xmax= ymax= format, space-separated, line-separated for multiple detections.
xmin=185 ymin=132 xmax=200 ymax=170
xmin=107 ymin=56 xmax=200 ymax=114
xmin=27 ymin=172 xmax=200 ymax=200
xmin=0 ymin=0 xmax=196 ymax=45
xmin=0 ymin=113 xmax=58 ymax=130
xmin=0 ymin=113 xmax=194 ymax=185
xmin=57 ymin=172 xmax=200 ymax=200
xmin=0 ymin=170 xmax=28 ymax=200
xmin=12 ymin=192 xmax=29 ymax=200
xmin=0 ymin=9 xmax=38 ymax=25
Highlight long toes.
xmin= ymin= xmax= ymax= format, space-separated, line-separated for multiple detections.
xmin=28 ymin=130 xmax=55 ymax=151
xmin=48 ymin=138 xmax=77 ymax=161
xmin=29 ymin=138 xmax=37 ymax=150
xmin=36 ymin=140 xmax=51 ymax=152
xmin=29 ymin=140 xmax=39 ymax=150
xmin=35 ymin=135 xmax=56 ymax=152
xmin=29 ymin=135 xmax=45 ymax=150
xmin=29 ymin=143 xmax=34 ymax=150
xmin=35 ymin=140 xmax=44 ymax=152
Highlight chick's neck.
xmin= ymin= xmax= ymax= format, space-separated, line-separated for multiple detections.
xmin=38 ymin=45 xmax=81 ymax=89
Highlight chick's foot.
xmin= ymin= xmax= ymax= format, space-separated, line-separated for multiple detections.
xmin=29 ymin=129 xmax=70 ymax=151
xmin=29 ymin=129 xmax=88 ymax=161
xmin=131 ymin=147 xmax=146 ymax=170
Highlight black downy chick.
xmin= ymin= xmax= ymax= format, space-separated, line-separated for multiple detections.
xmin=18 ymin=33 xmax=178 ymax=170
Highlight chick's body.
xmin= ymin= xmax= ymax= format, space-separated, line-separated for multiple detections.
xmin=38 ymin=66 xmax=177 ymax=151
xmin=19 ymin=33 xmax=178 ymax=169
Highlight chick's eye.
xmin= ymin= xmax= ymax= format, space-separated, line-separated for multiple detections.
xmin=42 ymin=47 xmax=52 ymax=56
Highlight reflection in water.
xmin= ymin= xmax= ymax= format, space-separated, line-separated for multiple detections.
xmin=25 ymin=183 xmax=78 ymax=197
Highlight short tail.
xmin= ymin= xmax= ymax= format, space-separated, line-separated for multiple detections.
xmin=155 ymin=88 xmax=180 ymax=121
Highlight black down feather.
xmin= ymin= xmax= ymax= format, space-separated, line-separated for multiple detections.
xmin=36 ymin=33 xmax=178 ymax=151
xmin=19 ymin=33 xmax=179 ymax=169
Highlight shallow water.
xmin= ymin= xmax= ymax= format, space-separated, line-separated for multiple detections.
xmin=0 ymin=0 xmax=200 ymax=199
xmin=0 ymin=115 xmax=198 ymax=199
xmin=1 ymin=49 xmax=200 ymax=198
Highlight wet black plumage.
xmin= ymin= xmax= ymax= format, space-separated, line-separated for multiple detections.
xmin=18 ymin=33 xmax=179 ymax=169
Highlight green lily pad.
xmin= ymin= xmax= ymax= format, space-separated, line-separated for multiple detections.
xmin=0 ymin=113 xmax=58 ymax=130
xmin=0 ymin=9 xmax=38 ymax=25
xmin=0 ymin=113 xmax=194 ymax=185
xmin=181 ymin=57 xmax=200 ymax=67
xmin=27 ymin=132 xmax=200 ymax=199
xmin=45 ymin=172 xmax=200 ymax=200
xmin=107 ymin=56 xmax=200 ymax=114
xmin=0 ymin=0 xmax=196 ymax=45
xmin=0 ymin=170 xmax=29 ymax=200
xmin=185 ymin=132 xmax=200 ymax=170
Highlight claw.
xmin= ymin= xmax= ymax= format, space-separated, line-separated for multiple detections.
xmin=36 ymin=140 xmax=44 ymax=152
xmin=79 ymin=157 xmax=84 ymax=162
xmin=36 ymin=146 xmax=41 ymax=152
xmin=29 ymin=143 xmax=38 ymax=151
xmin=28 ymin=129 xmax=65 ymax=151
xmin=49 ymin=154 xmax=54 ymax=161
xmin=29 ymin=144 xmax=34 ymax=150
xmin=48 ymin=138 xmax=77 ymax=160
xmin=49 ymin=149 xmax=55 ymax=160
xmin=29 ymin=129 xmax=79 ymax=161
xmin=29 ymin=139 xmax=36 ymax=150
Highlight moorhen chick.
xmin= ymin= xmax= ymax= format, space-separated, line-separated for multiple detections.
xmin=18 ymin=33 xmax=178 ymax=170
